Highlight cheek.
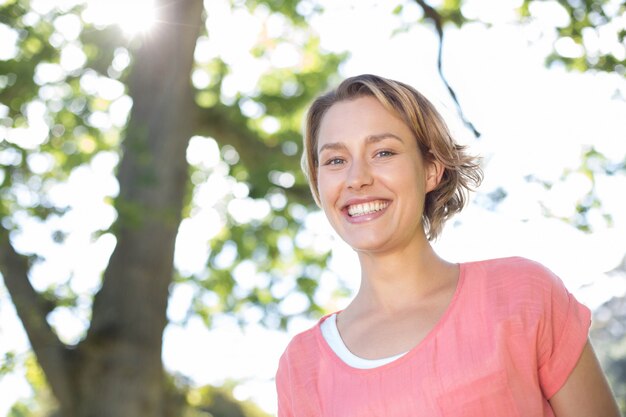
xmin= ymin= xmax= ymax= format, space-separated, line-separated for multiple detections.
xmin=316 ymin=175 xmax=332 ymax=202
xmin=381 ymin=164 xmax=424 ymax=189
xmin=316 ymin=174 xmax=343 ymax=211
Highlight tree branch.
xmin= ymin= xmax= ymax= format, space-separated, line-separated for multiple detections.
xmin=414 ymin=0 xmax=481 ymax=138
xmin=0 ymin=229 xmax=75 ymax=412
xmin=195 ymin=103 xmax=314 ymax=204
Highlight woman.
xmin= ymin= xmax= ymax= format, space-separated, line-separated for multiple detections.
xmin=276 ymin=74 xmax=619 ymax=416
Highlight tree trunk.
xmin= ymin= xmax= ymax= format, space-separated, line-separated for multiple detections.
xmin=74 ymin=1 xmax=204 ymax=416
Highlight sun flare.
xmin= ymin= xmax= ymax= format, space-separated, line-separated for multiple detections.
xmin=84 ymin=0 xmax=157 ymax=37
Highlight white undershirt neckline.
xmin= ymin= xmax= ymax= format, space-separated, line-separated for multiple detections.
xmin=320 ymin=313 xmax=408 ymax=369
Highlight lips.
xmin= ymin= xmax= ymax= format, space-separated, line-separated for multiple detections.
xmin=346 ymin=200 xmax=389 ymax=217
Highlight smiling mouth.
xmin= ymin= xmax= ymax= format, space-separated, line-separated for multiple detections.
xmin=347 ymin=200 xmax=389 ymax=217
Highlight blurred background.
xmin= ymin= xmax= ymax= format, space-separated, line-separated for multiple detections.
xmin=0 ymin=0 xmax=625 ymax=415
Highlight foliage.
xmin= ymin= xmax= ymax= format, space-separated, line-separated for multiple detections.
xmin=525 ymin=147 xmax=625 ymax=233
xmin=0 ymin=0 xmax=344 ymax=337
xmin=400 ymin=0 xmax=626 ymax=76
xmin=395 ymin=0 xmax=625 ymax=137
xmin=182 ymin=382 xmax=272 ymax=417
xmin=8 ymin=355 xmax=58 ymax=417
xmin=518 ymin=0 xmax=626 ymax=75
xmin=8 ymin=359 xmax=272 ymax=417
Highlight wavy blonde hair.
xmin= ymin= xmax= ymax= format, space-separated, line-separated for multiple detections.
xmin=302 ymin=74 xmax=483 ymax=240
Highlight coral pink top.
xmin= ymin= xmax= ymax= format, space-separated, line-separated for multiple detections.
xmin=276 ymin=257 xmax=591 ymax=416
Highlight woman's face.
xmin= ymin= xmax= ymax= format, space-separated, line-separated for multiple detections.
xmin=315 ymin=95 xmax=441 ymax=255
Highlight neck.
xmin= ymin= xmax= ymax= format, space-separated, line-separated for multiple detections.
xmin=351 ymin=238 xmax=457 ymax=315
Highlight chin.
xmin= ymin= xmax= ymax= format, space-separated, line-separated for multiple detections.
xmin=342 ymin=235 xmax=392 ymax=254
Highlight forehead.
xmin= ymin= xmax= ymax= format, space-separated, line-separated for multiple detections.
xmin=317 ymin=96 xmax=412 ymax=148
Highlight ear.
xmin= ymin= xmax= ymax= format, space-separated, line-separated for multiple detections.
xmin=425 ymin=159 xmax=444 ymax=193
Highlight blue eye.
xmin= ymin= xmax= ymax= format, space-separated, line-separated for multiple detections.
xmin=324 ymin=158 xmax=345 ymax=165
xmin=376 ymin=150 xmax=395 ymax=158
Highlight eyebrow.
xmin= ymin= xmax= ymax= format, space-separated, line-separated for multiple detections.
xmin=318 ymin=132 xmax=404 ymax=154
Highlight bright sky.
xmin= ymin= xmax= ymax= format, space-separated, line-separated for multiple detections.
xmin=1 ymin=0 xmax=626 ymax=415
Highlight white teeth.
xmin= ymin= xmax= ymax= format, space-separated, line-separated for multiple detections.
xmin=347 ymin=201 xmax=388 ymax=217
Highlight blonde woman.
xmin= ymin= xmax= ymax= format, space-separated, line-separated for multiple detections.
xmin=275 ymin=74 xmax=619 ymax=416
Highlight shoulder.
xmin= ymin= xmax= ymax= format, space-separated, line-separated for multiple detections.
xmin=282 ymin=325 xmax=319 ymax=357
xmin=276 ymin=319 xmax=332 ymax=415
xmin=277 ymin=317 xmax=326 ymax=373
xmin=461 ymin=256 xmax=576 ymax=320
xmin=466 ymin=255 xmax=554 ymax=276
xmin=464 ymin=256 xmax=563 ymax=294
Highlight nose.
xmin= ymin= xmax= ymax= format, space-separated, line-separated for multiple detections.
xmin=347 ymin=159 xmax=373 ymax=190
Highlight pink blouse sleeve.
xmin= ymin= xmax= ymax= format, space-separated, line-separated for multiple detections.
xmin=535 ymin=264 xmax=592 ymax=399
xmin=276 ymin=350 xmax=294 ymax=417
